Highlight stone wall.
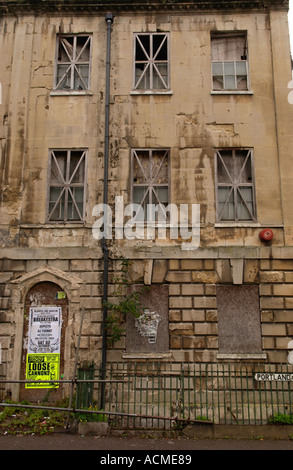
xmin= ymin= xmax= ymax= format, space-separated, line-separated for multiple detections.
xmin=1 ymin=248 xmax=293 ymax=399
xmin=1 ymin=3 xmax=293 ymax=401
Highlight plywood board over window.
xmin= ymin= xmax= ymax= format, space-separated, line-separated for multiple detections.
xmin=217 ymin=285 xmax=262 ymax=355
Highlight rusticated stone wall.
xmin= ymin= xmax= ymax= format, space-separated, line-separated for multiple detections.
xmin=1 ymin=249 xmax=293 ymax=399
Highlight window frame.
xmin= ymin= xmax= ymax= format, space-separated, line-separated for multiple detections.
xmin=211 ymin=32 xmax=251 ymax=93
xmin=53 ymin=34 xmax=92 ymax=92
xmin=131 ymin=148 xmax=170 ymax=223
xmin=46 ymin=149 xmax=88 ymax=223
xmin=215 ymin=148 xmax=257 ymax=223
xmin=132 ymin=32 xmax=170 ymax=92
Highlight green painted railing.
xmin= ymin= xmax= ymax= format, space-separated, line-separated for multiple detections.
xmin=1 ymin=362 xmax=293 ymax=428
xmin=95 ymin=362 xmax=293 ymax=428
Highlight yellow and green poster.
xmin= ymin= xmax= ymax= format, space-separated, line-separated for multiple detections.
xmin=25 ymin=353 xmax=60 ymax=389
xmin=25 ymin=307 xmax=62 ymax=389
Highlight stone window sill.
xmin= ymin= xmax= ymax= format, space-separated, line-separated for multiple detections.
xmin=123 ymin=352 xmax=172 ymax=360
xmin=215 ymin=222 xmax=261 ymax=228
xmin=211 ymin=90 xmax=253 ymax=95
xmin=19 ymin=223 xmax=87 ymax=228
xmin=130 ymin=90 xmax=173 ymax=96
xmin=50 ymin=91 xmax=93 ymax=96
xmin=215 ymin=223 xmax=284 ymax=228
xmin=217 ymin=353 xmax=267 ymax=360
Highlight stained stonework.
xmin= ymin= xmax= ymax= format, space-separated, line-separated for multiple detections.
xmin=7 ymin=265 xmax=85 ymax=400
xmin=0 ymin=0 xmax=293 ymax=402
xmin=125 ymin=285 xmax=169 ymax=354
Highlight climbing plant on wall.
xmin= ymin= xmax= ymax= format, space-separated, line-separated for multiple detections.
xmin=105 ymin=258 xmax=148 ymax=343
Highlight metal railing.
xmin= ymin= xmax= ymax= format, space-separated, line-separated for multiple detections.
xmin=99 ymin=362 xmax=293 ymax=428
xmin=1 ymin=362 xmax=293 ymax=429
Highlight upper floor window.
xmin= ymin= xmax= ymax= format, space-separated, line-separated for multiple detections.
xmin=47 ymin=149 xmax=87 ymax=222
xmin=132 ymin=149 xmax=169 ymax=221
xmin=54 ymin=35 xmax=92 ymax=91
xmin=133 ymin=33 xmax=170 ymax=91
xmin=215 ymin=149 xmax=256 ymax=222
xmin=211 ymin=33 xmax=249 ymax=91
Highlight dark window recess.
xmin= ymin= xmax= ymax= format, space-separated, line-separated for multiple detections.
xmin=215 ymin=148 xmax=256 ymax=222
xmin=47 ymin=149 xmax=87 ymax=222
xmin=55 ymin=35 xmax=91 ymax=91
xmin=132 ymin=148 xmax=169 ymax=222
xmin=134 ymin=33 xmax=169 ymax=90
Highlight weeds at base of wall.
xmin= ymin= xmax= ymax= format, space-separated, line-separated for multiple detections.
xmin=75 ymin=405 xmax=108 ymax=423
xmin=268 ymin=413 xmax=293 ymax=425
xmin=0 ymin=398 xmax=107 ymax=435
xmin=0 ymin=400 xmax=68 ymax=435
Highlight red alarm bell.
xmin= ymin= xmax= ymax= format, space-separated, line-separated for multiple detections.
xmin=259 ymin=229 xmax=273 ymax=241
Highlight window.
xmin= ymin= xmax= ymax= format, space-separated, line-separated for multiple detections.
xmin=132 ymin=149 xmax=169 ymax=221
xmin=126 ymin=285 xmax=169 ymax=354
xmin=217 ymin=285 xmax=262 ymax=355
xmin=54 ymin=35 xmax=92 ymax=91
xmin=215 ymin=149 xmax=256 ymax=222
xmin=211 ymin=33 xmax=249 ymax=91
xmin=133 ymin=33 xmax=169 ymax=91
xmin=47 ymin=149 xmax=87 ymax=222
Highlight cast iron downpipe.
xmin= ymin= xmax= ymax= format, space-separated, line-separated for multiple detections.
xmin=100 ymin=12 xmax=114 ymax=411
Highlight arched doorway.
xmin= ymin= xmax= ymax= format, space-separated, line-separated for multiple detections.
xmin=20 ymin=281 xmax=68 ymax=403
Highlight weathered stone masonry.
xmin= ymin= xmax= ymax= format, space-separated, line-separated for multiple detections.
xmin=0 ymin=0 xmax=293 ymax=401
xmin=1 ymin=247 xmax=293 ymax=395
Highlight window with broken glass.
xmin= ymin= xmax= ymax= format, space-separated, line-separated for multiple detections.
xmin=54 ymin=35 xmax=91 ymax=91
xmin=133 ymin=33 xmax=169 ymax=91
xmin=47 ymin=149 xmax=87 ymax=222
xmin=132 ymin=149 xmax=169 ymax=222
xmin=211 ymin=34 xmax=249 ymax=91
xmin=215 ymin=149 xmax=256 ymax=222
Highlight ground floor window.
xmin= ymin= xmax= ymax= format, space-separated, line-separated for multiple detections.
xmin=216 ymin=285 xmax=262 ymax=354
xmin=125 ymin=285 xmax=169 ymax=354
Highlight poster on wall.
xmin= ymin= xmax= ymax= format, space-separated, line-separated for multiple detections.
xmin=25 ymin=353 xmax=60 ymax=389
xmin=25 ymin=306 xmax=62 ymax=389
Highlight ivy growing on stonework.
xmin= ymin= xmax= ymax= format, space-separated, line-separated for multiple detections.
xmin=105 ymin=258 xmax=148 ymax=343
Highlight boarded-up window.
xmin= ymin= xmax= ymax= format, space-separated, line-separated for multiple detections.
xmin=217 ymin=285 xmax=262 ymax=354
xmin=126 ymin=285 xmax=169 ymax=354
xmin=211 ymin=33 xmax=249 ymax=91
